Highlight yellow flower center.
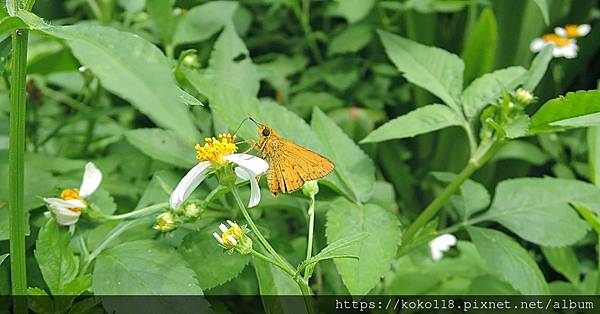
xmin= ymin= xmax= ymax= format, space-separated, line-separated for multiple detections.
xmin=222 ymin=224 xmax=243 ymax=248
xmin=60 ymin=188 xmax=84 ymax=212
xmin=565 ymin=24 xmax=579 ymax=38
xmin=542 ymin=34 xmax=570 ymax=47
xmin=195 ymin=133 xmax=238 ymax=165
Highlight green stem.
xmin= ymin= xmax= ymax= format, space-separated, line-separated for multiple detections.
xmin=463 ymin=122 xmax=478 ymax=155
xmin=304 ymin=195 xmax=315 ymax=281
xmin=9 ymin=27 xmax=29 ymax=309
xmin=596 ymin=233 xmax=600 ymax=294
xmin=101 ymin=202 xmax=167 ymax=220
xmin=401 ymin=139 xmax=503 ymax=245
xmin=79 ymin=220 xmax=140 ymax=275
xmin=295 ymin=0 xmax=323 ymax=63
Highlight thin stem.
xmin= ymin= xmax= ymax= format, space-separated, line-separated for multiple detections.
xmin=9 ymin=28 xmax=29 ymax=310
xmin=101 ymin=202 xmax=167 ymax=220
xmin=295 ymin=0 xmax=323 ymax=63
xmin=401 ymin=139 xmax=503 ymax=246
xmin=463 ymin=122 xmax=478 ymax=155
xmin=304 ymin=195 xmax=316 ymax=281
xmin=79 ymin=220 xmax=140 ymax=275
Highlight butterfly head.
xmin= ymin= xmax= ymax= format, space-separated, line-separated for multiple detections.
xmin=258 ymin=124 xmax=273 ymax=138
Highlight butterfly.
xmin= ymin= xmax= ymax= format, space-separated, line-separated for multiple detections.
xmin=251 ymin=120 xmax=335 ymax=195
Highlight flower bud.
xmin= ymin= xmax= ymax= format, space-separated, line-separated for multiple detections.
xmin=154 ymin=212 xmax=176 ymax=232
xmin=514 ymin=88 xmax=534 ymax=106
xmin=182 ymin=200 xmax=204 ymax=218
xmin=213 ymin=220 xmax=252 ymax=255
xmin=182 ymin=53 xmax=200 ymax=68
xmin=302 ymin=180 xmax=319 ymax=198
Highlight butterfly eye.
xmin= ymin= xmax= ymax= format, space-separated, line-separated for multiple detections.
xmin=262 ymin=128 xmax=271 ymax=137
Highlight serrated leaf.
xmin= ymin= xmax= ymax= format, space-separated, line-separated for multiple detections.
xmin=92 ymin=240 xmax=203 ymax=295
xmin=125 ymin=128 xmax=196 ymax=168
xmin=87 ymin=188 xmax=116 ymax=215
xmin=530 ymin=90 xmax=600 ymax=133
xmin=481 ymin=178 xmax=594 ymax=246
xmin=18 ymin=11 xmax=201 ymax=144
xmin=461 ymin=8 xmax=497 ymax=85
xmin=312 ymin=107 xmax=375 ymax=202
xmin=542 ymin=246 xmax=580 ymax=284
xmin=360 ymin=104 xmax=463 ymax=143
xmin=462 ymin=66 xmax=527 ymax=120
xmin=378 ymin=30 xmax=464 ymax=112
xmin=326 ymin=198 xmax=400 ymax=296
xmin=467 ymin=226 xmax=549 ymax=294
xmin=34 ymin=219 xmax=79 ymax=295
xmin=179 ymin=226 xmax=250 ymax=290
xmin=431 ymin=172 xmax=490 ymax=220
xmin=505 ymin=115 xmax=530 ymax=139
xmin=173 ymin=1 xmax=238 ymax=46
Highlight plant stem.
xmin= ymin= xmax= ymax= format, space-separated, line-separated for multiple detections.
xmin=295 ymin=0 xmax=323 ymax=63
xmin=101 ymin=202 xmax=167 ymax=220
xmin=401 ymin=139 xmax=503 ymax=245
xmin=596 ymin=233 xmax=600 ymax=294
xmin=9 ymin=27 xmax=29 ymax=310
xmin=304 ymin=195 xmax=316 ymax=281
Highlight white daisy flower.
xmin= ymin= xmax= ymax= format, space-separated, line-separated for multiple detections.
xmin=44 ymin=162 xmax=102 ymax=226
xmin=555 ymin=24 xmax=591 ymax=39
xmin=429 ymin=234 xmax=457 ymax=261
xmin=169 ymin=133 xmax=269 ymax=209
xmin=530 ymin=33 xmax=578 ymax=59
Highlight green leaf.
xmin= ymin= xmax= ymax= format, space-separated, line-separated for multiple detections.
xmin=179 ymin=226 xmax=250 ymax=290
xmin=328 ymin=0 xmax=374 ymax=23
xmin=462 ymin=66 xmax=527 ymax=120
xmin=542 ymin=246 xmax=580 ymax=284
xmin=530 ymin=90 xmax=600 ymax=133
xmin=173 ymin=1 xmax=238 ymax=46
xmin=492 ymin=140 xmax=550 ymax=166
xmin=0 ymin=253 xmax=7 ymax=266
xmin=87 ymin=188 xmax=116 ymax=215
xmin=505 ymin=115 xmax=530 ymax=139
xmin=523 ymin=45 xmax=553 ymax=91
xmin=467 ymin=226 xmax=549 ymax=294
xmin=194 ymin=23 xmax=260 ymax=97
xmin=571 ymin=202 xmax=600 ymax=235
xmin=253 ymin=257 xmax=304 ymax=313
xmin=326 ymin=198 xmax=400 ymax=296
xmin=299 ymin=233 xmax=368 ymax=272
xmin=360 ymin=104 xmax=463 ymax=143
xmin=530 ymin=0 xmax=550 ymax=25
xmin=289 ymin=92 xmax=343 ymax=118
xmin=328 ymin=22 xmax=373 ymax=56
xmin=482 ymin=178 xmax=594 ymax=246
xmin=312 ymin=107 xmax=375 ymax=202
xmin=431 ymin=172 xmax=490 ymax=220
xmin=0 ymin=16 xmax=27 ymax=34
xmin=461 ymin=8 xmax=497 ymax=85
xmin=34 ymin=219 xmax=79 ymax=295
xmin=146 ymin=0 xmax=175 ymax=45
xmin=125 ymin=128 xmax=196 ymax=168
xmin=92 ymin=240 xmax=203 ymax=295
xmin=378 ymin=30 xmax=464 ymax=112
xmin=18 ymin=11 xmax=201 ymax=144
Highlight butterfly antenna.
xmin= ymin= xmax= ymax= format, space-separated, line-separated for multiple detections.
xmin=233 ymin=117 xmax=250 ymax=135
xmin=248 ymin=115 xmax=261 ymax=126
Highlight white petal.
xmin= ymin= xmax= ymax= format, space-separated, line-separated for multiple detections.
xmin=227 ymin=220 xmax=237 ymax=227
xmin=578 ymin=24 xmax=591 ymax=36
xmin=225 ymin=154 xmax=269 ymax=177
xmin=235 ymin=166 xmax=262 ymax=208
xmin=79 ymin=162 xmax=102 ymax=198
xmin=429 ymin=234 xmax=457 ymax=252
xmin=50 ymin=203 xmax=82 ymax=226
xmin=44 ymin=198 xmax=86 ymax=210
xmin=556 ymin=44 xmax=578 ymax=59
xmin=219 ymin=224 xmax=228 ymax=233
xmin=529 ymin=38 xmax=547 ymax=52
xmin=169 ymin=162 xmax=212 ymax=209
xmin=213 ymin=232 xmax=224 ymax=245
xmin=554 ymin=27 xmax=567 ymax=38
xmin=430 ymin=247 xmax=443 ymax=261
xmin=227 ymin=235 xmax=237 ymax=246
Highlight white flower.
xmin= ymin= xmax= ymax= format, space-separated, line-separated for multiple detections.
xmin=555 ymin=24 xmax=591 ymax=39
xmin=169 ymin=134 xmax=269 ymax=209
xmin=44 ymin=162 xmax=102 ymax=226
xmin=530 ymin=33 xmax=578 ymax=59
xmin=429 ymin=234 xmax=457 ymax=261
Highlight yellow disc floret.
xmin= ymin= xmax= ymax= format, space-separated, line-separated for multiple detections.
xmin=60 ymin=188 xmax=84 ymax=212
xmin=221 ymin=223 xmax=244 ymax=248
xmin=195 ymin=133 xmax=238 ymax=165
xmin=565 ymin=25 xmax=580 ymax=38
xmin=542 ymin=34 xmax=570 ymax=47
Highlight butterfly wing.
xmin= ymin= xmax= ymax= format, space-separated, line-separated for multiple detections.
xmin=266 ymin=139 xmax=335 ymax=195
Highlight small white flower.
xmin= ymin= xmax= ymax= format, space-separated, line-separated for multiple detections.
xmin=530 ymin=33 xmax=579 ymax=59
xmin=169 ymin=134 xmax=269 ymax=209
xmin=44 ymin=162 xmax=102 ymax=226
xmin=555 ymin=24 xmax=591 ymax=39
xmin=429 ymin=234 xmax=457 ymax=261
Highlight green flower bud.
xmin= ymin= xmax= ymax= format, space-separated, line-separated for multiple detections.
xmin=153 ymin=212 xmax=176 ymax=232
xmin=302 ymin=180 xmax=319 ymax=198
